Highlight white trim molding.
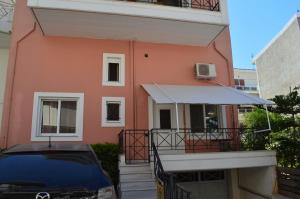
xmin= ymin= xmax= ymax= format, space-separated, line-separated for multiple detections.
xmin=102 ymin=53 xmax=125 ymax=87
xmin=102 ymin=97 xmax=125 ymax=127
xmin=31 ymin=92 xmax=84 ymax=141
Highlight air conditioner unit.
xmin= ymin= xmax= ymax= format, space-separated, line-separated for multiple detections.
xmin=195 ymin=63 xmax=216 ymax=79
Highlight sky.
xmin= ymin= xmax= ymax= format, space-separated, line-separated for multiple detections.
xmin=228 ymin=0 xmax=300 ymax=69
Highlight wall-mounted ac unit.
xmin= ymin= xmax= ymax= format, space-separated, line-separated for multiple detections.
xmin=195 ymin=63 xmax=216 ymax=79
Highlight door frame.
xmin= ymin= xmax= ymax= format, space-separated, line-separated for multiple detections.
xmin=154 ymin=104 xmax=176 ymax=129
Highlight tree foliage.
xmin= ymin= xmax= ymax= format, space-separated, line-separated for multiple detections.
xmin=242 ymin=87 xmax=300 ymax=168
xmin=270 ymin=87 xmax=300 ymax=126
xmin=91 ymin=143 xmax=120 ymax=187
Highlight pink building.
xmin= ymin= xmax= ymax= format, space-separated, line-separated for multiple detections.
xmin=1 ymin=0 xmax=279 ymax=199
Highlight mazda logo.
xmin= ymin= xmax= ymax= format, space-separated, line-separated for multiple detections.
xmin=36 ymin=192 xmax=50 ymax=199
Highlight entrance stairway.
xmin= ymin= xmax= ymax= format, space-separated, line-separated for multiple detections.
xmin=119 ymin=156 xmax=157 ymax=199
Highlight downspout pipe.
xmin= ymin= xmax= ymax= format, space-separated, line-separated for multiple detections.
xmin=212 ymin=41 xmax=233 ymax=86
xmin=212 ymin=40 xmax=236 ymax=128
xmin=2 ymin=23 xmax=36 ymax=148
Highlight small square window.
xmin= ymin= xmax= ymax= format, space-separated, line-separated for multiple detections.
xmin=102 ymin=53 xmax=125 ymax=87
xmin=107 ymin=102 xmax=120 ymax=121
xmin=102 ymin=97 xmax=125 ymax=127
xmin=108 ymin=63 xmax=120 ymax=82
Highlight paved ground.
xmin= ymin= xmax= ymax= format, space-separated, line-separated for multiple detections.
xmin=273 ymin=194 xmax=292 ymax=199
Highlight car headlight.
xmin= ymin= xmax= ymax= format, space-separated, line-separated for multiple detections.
xmin=98 ymin=186 xmax=117 ymax=199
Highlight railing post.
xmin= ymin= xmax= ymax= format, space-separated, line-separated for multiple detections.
xmin=148 ymin=129 xmax=151 ymax=163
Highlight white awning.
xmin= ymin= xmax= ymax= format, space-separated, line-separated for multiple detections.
xmin=142 ymin=84 xmax=274 ymax=105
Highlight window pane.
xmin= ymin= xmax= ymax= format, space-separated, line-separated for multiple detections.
xmin=190 ymin=105 xmax=204 ymax=131
xmin=239 ymin=79 xmax=245 ymax=86
xmin=160 ymin=109 xmax=171 ymax=129
xmin=234 ymin=79 xmax=239 ymax=86
xmin=108 ymin=63 xmax=119 ymax=82
xmin=205 ymin=105 xmax=219 ymax=129
xmin=107 ymin=103 xmax=120 ymax=121
xmin=60 ymin=101 xmax=77 ymax=134
xmin=41 ymin=101 xmax=58 ymax=134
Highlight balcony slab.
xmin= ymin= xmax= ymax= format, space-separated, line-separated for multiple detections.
xmin=160 ymin=150 xmax=277 ymax=172
xmin=28 ymin=0 xmax=229 ymax=46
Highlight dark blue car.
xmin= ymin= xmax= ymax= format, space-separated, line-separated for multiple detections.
xmin=0 ymin=143 xmax=117 ymax=199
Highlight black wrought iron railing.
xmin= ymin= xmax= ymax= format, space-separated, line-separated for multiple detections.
xmin=153 ymin=142 xmax=191 ymax=199
xmin=151 ymin=128 xmax=270 ymax=153
xmin=119 ymin=128 xmax=270 ymax=163
xmin=119 ymin=0 xmax=220 ymax=11
xmin=119 ymin=129 xmax=150 ymax=164
xmin=176 ymin=184 xmax=191 ymax=199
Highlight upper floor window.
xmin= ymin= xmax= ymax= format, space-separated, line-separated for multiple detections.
xmin=31 ymin=92 xmax=84 ymax=141
xmin=234 ymin=79 xmax=245 ymax=87
xmin=235 ymin=79 xmax=258 ymax=91
xmin=102 ymin=97 xmax=125 ymax=127
xmin=102 ymin=53 xmax=125 ymax=87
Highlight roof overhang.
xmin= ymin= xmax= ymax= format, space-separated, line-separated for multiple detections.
xmin=142 ymin=84 xmax=274 ymax=105
xmin=27 ymin=0 xmax=229 ymax=46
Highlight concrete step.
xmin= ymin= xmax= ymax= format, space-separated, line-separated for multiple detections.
xmin=121 ymin=180 xmax=156 ymax=191
xmin=120 ymin=172 xmax=154 ymax=182
xmin=120 ymin=165 xmax=152 ymax=173
xmin=121 ymin=189 xmax=157 ymax=199
xmin=120 ymin=167 xmax=152 ymax=175
xmin=119 ymin=161 xmax=156 ymax=199
xmin=121 ymin=178 xmax=156 ymax=183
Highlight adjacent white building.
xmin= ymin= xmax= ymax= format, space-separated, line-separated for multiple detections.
xmin=253 ymin=13 xmax=300 ymax=99
xmin=0 ymin=0 xmax=14 ymax=132
xmin=234 ymin=68 xmax=259 ymax=121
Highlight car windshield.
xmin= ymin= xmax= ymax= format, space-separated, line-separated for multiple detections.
xmin=0 ymin=151 xmax=111 ymax=191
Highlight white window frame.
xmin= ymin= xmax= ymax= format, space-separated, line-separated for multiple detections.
xmin=31 ymin=92 xmax=84 ymax=141
xmin=102 ymin=53 xmax=125 ymax=87
xmin=102 ymin=97 xmax=125 ymax=127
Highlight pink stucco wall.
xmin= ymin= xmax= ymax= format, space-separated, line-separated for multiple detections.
xmin=0 ymin=0 xmax=234 ymax=148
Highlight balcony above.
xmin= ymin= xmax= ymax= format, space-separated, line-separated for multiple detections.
xmin=27 ymin=0 xmax=229 ymax=46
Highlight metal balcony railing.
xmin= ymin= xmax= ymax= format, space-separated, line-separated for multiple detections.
xmin=153 ymin=142 xmax=191 ymax=199
xmin=151 ymin=128 xmax=270 ymax=153
xmin=119 ymin=0 xmax=220 ymax=11
xmin=119 ymin=128 xmax=271 ymax=163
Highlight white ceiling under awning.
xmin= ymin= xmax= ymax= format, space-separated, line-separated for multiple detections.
xmin=27 ymin=0 xmax=228 ymax=46
xmin=142 ymin=84 xmax=274 ymax=105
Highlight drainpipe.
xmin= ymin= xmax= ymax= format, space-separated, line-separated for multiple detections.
xmin=129 ymin=40 xmax=136 ymax=129
xmin=2 ymin=23 xmax=37 ymax=148
xmin=212 ymin=41 xmax=233 ymax=86
xmin=212 ymin=40 xmax=236 ymax=128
